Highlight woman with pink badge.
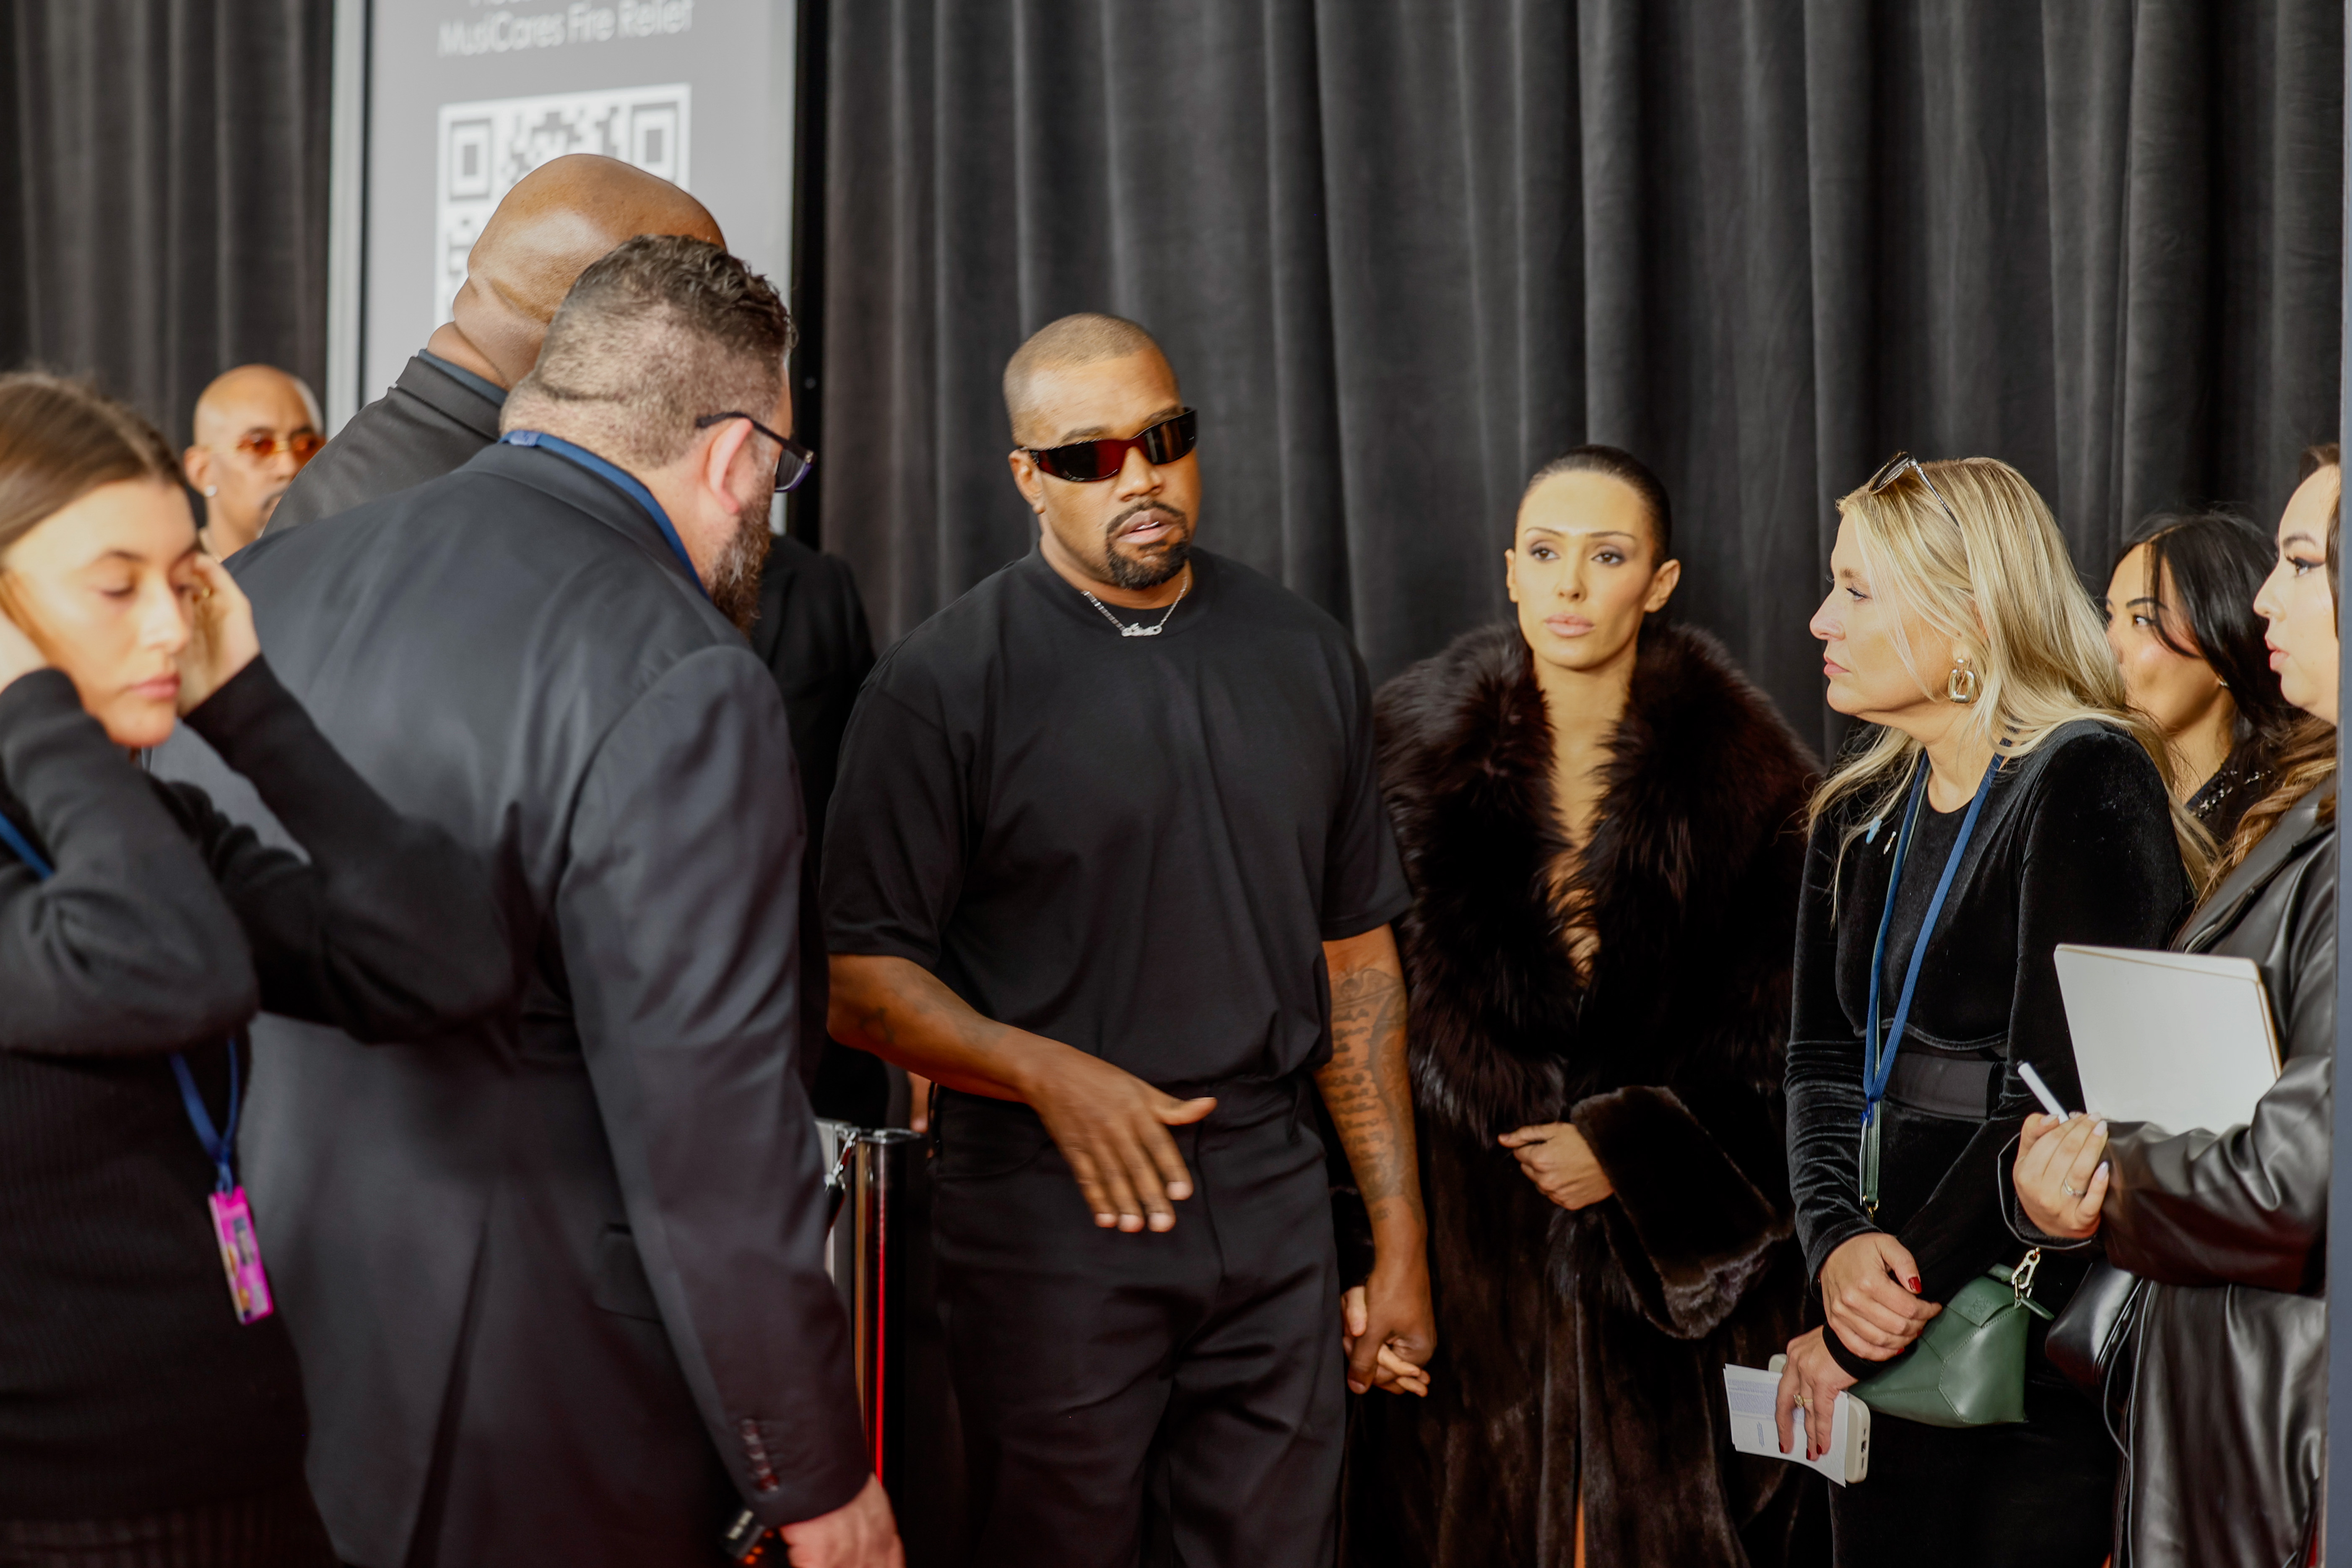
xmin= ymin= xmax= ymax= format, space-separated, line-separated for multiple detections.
xmin=0 ymin=375 xmax=509 ymax=1566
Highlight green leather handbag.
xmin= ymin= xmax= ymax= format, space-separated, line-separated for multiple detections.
xmin=1850 ymin=1249 xmax=2053 ymax=1428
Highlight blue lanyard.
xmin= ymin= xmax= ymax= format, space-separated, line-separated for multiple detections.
xmin=0 ymin=811 xmax=50 ymax=877
xmin=171 ymin=1043 xmax=243 ymax=1194
xmin=501 ymin=429 xmax=708 ymax=600
xmin=0 ymin=811 xmax=241 ymax=1190
xmin=1859 ymin=751 xmax=1998 ymax=1211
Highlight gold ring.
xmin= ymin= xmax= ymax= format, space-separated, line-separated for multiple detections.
xmin=1794 ymin=1393 xmax=1809 ymax=1408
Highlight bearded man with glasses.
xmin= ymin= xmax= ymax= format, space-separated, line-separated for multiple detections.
xmin=151 ymin=236 xmax=896 ymax=1568
xmin=825 ymin=312 xmax=1436 ymax=1568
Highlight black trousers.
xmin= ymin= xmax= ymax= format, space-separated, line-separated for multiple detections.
xmin=932 ymin=1082 xmax=1344 ymax=1568
xmin=1829 ymin=1379 xmax=2116 ymax=1567
xmin=0 ymin=1480 xmax=336 ymax=1568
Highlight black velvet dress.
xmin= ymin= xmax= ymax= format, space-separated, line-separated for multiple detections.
xmin=1785 ymin=721 xmax=2192 ymax=1567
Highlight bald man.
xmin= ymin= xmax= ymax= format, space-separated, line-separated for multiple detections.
xmin=182 ymin=364 xmax=323 ymax=556
xmin=268 ymin=153 xmax=722 ymax=531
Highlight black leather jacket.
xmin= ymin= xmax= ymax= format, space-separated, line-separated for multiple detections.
xmin=2103 ymin=780 xmax=2336 ymax=1568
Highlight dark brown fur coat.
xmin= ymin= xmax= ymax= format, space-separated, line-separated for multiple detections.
xmin=1341 ymin=623 xmax=1822 ymax=1568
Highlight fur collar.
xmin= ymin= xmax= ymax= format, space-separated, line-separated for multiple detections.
xmin=1376 ymin=621 xmax=1815 ymax=1137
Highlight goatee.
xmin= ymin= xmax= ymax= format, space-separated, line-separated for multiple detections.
xmin=1102 ymin=502 xmax=1193 ymax=590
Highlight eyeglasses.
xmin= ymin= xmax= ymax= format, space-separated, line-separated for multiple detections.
xmin=1021 ymin=409 xmax=1198 ymax=483
xmin=695 ymin=412 xmax=815 ymax=493
xmin=1865 ymin=451 xmax=1963 ymax=530
xmin=231 ymin=430 xmax=324 ymax=462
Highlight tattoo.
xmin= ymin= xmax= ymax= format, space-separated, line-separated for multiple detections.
xmin=1317 ymin=960 xmax=1424 ymax=1230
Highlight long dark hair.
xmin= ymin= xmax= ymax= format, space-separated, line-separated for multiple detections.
xmin=2116 ymin=510 xmax=2300 ymax=755
xmin=2212 ymin=442 xmax=2341 ymax=881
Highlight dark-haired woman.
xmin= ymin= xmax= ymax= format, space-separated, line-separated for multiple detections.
xmin=2016 ymin=446 xmax=2341 ymax=1568
xmin=1342 ymin=447 xmax=1820 ymax=1567
xmin=0 ymin=375 xmax=509 ymax=1565
xmin=2104 ymin=510 xmax=2300 ymax=840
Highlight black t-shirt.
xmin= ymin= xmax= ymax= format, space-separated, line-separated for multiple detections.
xmin=823 ymin=546 xmax=1412 ymax=1090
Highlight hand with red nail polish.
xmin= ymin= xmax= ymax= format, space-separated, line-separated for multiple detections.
xmin=1819 ymin=1232 xmax=1942 ymax=1360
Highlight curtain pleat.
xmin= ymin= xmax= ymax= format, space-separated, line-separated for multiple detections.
xmin=0 ymin=0 xmax=331 ymax=454
xmin=823 ymin=0 xmax=2344 ymax=750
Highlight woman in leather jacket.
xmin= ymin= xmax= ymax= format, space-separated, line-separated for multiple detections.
xmin=2017 ymin=445 xmax=2341 ymax=1568
xmin=1774 ymin=455 xmax=2198 ymax=1568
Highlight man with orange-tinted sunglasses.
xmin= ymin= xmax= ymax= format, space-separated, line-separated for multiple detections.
xmin=181 ymin=364 xmax=322 ymax=557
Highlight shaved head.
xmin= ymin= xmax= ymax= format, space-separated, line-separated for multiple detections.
xmin=184 ymin=363 xmax=322 ymax=555
xmin=449 ymin=153 xmax=724 ymax=387
xmin=192 ymin=364 xmax=318 ymax=446
xmin=1003 ymin=313 xmax=1172 ymax=444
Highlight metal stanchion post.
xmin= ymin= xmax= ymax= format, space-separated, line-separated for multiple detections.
xmin=819 ymin=1121 xmax=923 ymax=1485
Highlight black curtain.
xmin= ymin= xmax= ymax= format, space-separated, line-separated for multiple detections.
xmin=0 ymin=0 xmax=332 ymax=456
xmin=821 ymin=0 xmax=2344 ymax=747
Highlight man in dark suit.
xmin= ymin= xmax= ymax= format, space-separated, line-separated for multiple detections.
xmin=155 ymin=237 xmax=898 ymax=1568
xmin=272 ymin=151 xmax=882 ymax=1120
xmin=267 ymin=153 xmax=723 ymax=532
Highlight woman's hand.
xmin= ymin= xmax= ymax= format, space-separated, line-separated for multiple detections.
xmin=2015 ymin=1112 xmax=2109 ymax=1240
xmin=0 ymin=575 xmax=50 ymax=690
xmin=1774 ymin=1328 xmax=1858 ymax=1461
xmin=1341 ymin=1284 xmax=1431 ymax=1397
xmin=1819 ymin=1231 xmax=1940 ymax=1357
xmin=175 ymin=554 xmax=259 ymax=714
xmin=1498 ymin=1122 xmax=1614 ymax=1209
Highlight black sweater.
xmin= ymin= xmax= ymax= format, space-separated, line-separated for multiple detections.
xmin=0 ymin=660 xmax=509 ymax=1519
xmin=1785 ymin=721 xmax=2193 ymax=1379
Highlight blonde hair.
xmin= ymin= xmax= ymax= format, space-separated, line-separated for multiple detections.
xmin=1810 ymin=456 xmax=2210 ymax=884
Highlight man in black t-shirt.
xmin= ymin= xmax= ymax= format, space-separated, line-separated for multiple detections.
xmin=825 ymin=315 xmax=1435 ymax=1568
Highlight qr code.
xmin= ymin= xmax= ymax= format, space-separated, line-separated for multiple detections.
xmin=435 ymin=85 xmax=692 ymax=325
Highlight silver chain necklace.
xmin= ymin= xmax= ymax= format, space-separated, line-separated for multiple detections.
xmin=1081 ymin=566 xmax=1191 ymax=637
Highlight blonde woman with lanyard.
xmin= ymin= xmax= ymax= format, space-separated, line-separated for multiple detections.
xmin=1773 ymin=455 xmax=2198 ymax=1566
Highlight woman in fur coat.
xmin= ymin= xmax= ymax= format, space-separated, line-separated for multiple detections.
xmin=1341 ymin=446 xmax=1820 ymax=1568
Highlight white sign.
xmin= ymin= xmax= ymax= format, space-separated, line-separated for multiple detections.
xmin=434 ymin=85 xmax=692 ymax=326
xmin=349 ymin=0 xmax=793 ymax=419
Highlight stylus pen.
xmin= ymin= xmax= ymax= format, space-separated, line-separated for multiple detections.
xmin=2016 ymin=1060 xmax=2073 ymax=1121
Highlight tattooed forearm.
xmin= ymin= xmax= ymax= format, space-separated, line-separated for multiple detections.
xmin=1316 ymin=928 xmax=1425 ymax=1234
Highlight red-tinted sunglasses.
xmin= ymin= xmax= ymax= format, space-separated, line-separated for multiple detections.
xmin=233 ymin=430 xmax=324 ymax=462
xmin=1022 ymin=409 xmax=1198 ymax=483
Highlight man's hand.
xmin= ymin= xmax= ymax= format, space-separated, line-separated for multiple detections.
xmin=1497 ymin=1121 xmax=1613 ymax=1209
xmin=1818 ymin=1232 xmax=1940 ymax=1358
xmin=2015 ymin=1112 xmax=2108 ymax=1240
xmin=1026 ymin=1049 xmax=1216 ymax=1233
xmin=777 ymin=1475 xmax=903 ymax=1568
xmin=1342 ymin=1276 xmax=1432 ymax=1396
xmin=1773 ymin=1328 xmax=1858 ymax=1462
xmin=826 ymin=954 xmax=1213 ymax=1234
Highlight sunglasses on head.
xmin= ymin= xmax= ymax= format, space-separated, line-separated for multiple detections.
xmin=696 ymin=412 xmax=816 ymax=493
xmin=233 ymin=430 xmax=323 ymax=462
xmin=1865 ymin=450 xmax=1963 ymax=530
xmin=1021 ymin=409 xmax=1198 ymax=483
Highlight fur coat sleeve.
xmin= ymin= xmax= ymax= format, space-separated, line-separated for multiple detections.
xmin=1374 ymin=622 xmax=1816 ymax=1341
